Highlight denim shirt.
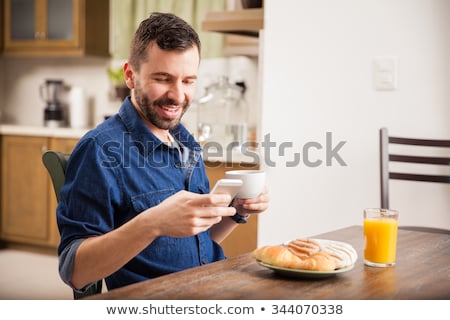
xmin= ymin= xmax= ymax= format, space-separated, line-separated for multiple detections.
xmin=57 ymin=98 xmax=225 ymax=292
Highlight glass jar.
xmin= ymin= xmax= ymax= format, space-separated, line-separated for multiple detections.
xmin=197 ymin=76 xmax=248 ymax=148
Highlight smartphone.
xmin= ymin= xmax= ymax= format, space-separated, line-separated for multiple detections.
xmin=210 ymin=178 xmax=243 ymax=201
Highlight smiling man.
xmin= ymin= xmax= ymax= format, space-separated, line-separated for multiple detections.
xmin=56 ymin=12 xmax=269 ymax=296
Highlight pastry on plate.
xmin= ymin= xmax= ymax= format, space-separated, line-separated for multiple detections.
xmin=252 ymin=238 xmax=357 ymax=271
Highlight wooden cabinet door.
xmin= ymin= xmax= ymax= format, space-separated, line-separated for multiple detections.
xmin=0 ymin=0 xmax=3 ymax=53
xmin=3 ymin=0 xmax=109 ymax=57
xmin=204 ymin=161 xmax=259 ymax=257
xmin=1 ymin=135 xmax=50 ymax=245
xmin=4 ymin=0 xmax=76 ymax=50
xmin=47 ymin=137 xmax=79 ymax=246
xmin=0 ymin=136 xmax=79 ymax=248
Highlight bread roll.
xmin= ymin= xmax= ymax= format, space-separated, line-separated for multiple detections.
xmin=253 ymin=238 xmax=357 ymax=271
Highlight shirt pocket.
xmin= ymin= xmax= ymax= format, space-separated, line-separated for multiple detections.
xmin=130 ymin=189 xmax=179 ymax=248
xmin=130 ymin=188 xmax=175 ymax=213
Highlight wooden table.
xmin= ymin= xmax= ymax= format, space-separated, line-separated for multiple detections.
xmin=89 ymin=226 xmax=450 ymax=300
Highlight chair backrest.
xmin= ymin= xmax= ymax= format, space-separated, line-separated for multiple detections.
xmin=42 ymin=151 xmax=69 ymax=203
xmin=42 ymin=150 xmax=103 ymax=299
xmin=379 ymin=128 xmax=450 ymax=209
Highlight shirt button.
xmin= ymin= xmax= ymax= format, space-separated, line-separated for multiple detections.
xmin=201 ymin=259 xmax=208 ymax=264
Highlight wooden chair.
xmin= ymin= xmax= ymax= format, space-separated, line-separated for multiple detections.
xmin=42 ymin=150 xmax=103 ymax=299
xmin=379 ymin=127 xmax=450 ymax=234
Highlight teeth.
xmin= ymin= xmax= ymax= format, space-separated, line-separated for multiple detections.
xmin=162 ymin=106 xmax=177 ymax=112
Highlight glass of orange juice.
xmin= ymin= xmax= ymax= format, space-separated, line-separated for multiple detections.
xmin=364 ymin=208 xmax=399 ymax=267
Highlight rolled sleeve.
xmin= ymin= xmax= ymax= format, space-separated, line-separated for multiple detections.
xmin=58 ymin=238 xmax=97 ymax=293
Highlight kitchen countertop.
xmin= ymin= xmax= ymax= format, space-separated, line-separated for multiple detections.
xmin=0 ymin=124 xmax=259 ymax=164
xmin=0 ymin=124 xmax=91 ymax=139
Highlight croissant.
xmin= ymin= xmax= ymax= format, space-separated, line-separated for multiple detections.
xmin=253 ymin=238 xmax=357 ymax=271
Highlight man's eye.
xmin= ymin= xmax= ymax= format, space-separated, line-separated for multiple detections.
xmin=184 ymin=79 xmax=196 ymax=85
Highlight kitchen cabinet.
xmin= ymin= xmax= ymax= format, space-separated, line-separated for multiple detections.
xmin=0 ymin=0 xmax=3 ymax=52
xmin=0 ymin=135 xmax=78 ymax=248
xmin=204 ymin=160 xmax=259 ymax=257
xmin=2 ymin=0 xmax=109 ymax=57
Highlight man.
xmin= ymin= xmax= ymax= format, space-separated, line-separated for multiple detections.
xmin=57 ymin=12 xmax=269 ymax=294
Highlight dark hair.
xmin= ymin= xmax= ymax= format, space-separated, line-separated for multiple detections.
xmin=129 ymin=12 xmax=201 ymax=70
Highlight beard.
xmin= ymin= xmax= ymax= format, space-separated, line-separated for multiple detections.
xmin=133 ymin=84 xmax=189 ymax=130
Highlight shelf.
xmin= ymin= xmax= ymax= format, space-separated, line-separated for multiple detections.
xmin=202 ymin=8 xmax=263 ymax=37
xmin=223 ymin=34 xmax=259 ymax=56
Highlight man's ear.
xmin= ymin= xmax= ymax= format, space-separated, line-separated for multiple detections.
xmin=123 ymin=62 xmax=135 ymax=89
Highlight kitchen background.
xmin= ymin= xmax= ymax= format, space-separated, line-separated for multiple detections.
xmin=0 ymin=0 xmax=449 ymax=256
xmin=0 ymin=0 xmax=258 ymax=134
xmin=0 ymin=0 xmax=262 ymax=264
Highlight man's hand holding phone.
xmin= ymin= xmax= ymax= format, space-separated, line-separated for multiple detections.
xmin=210 ymin=179 xmax=243 ymax=206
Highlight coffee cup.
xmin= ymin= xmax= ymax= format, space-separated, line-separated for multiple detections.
xmin=224 ymin=170 xmax=266 ymax=199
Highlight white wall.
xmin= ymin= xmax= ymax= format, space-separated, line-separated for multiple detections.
xmin=258 ymin=0 xmax=450 ymax=245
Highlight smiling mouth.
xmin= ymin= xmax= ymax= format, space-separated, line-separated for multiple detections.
xmin=161 ymin=105 xmax=179 ymax=113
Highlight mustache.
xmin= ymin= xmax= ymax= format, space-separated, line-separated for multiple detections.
xmin=153 ymin=98 xmax=188 ymax=108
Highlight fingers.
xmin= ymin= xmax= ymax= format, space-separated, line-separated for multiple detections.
xmin=193 ymin=215 xmax=223 ymax=228
xmin=198 ymin=204 xmax=236 ymax=218
xmin=187 ymin=192 xmax=233 ymax=208
xmin=155 ymin=191 xmax=238 ymax=238
xmin=181 ymin=192 xmax=236 ymax=217
xmin=233 ymin=187 xmax=270 ymax=214
xmin=235 ymin=203 xmax=268 ymax=216
xmin=236 ymin=194 xmax=269 ymax=205
xmin=236 ymin=188 xmax=270 ymax=205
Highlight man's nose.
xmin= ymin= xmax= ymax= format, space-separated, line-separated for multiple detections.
xmin=167 ymin=82 xmax=185 ymax=104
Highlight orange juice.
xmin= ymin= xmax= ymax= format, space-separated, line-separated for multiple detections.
xmin=363 ymin=208 xmax=399 ymax=267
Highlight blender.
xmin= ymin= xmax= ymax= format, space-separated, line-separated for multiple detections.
xmin=40 ymin=79 xmax=66 ymax=127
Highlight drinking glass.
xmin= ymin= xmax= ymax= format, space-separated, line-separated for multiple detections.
xmin=364 ymin=208 xmax=399 ymax=267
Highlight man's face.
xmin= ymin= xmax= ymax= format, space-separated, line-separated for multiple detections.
xmin=127 ymin=44 xmax=199 ymax=131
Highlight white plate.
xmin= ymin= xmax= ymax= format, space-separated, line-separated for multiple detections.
xmin=257 ymin=261 xmax=355 ymax=279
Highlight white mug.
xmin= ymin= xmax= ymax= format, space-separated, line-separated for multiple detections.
xmin=224 ymin=170 xmax=266 ymax=199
